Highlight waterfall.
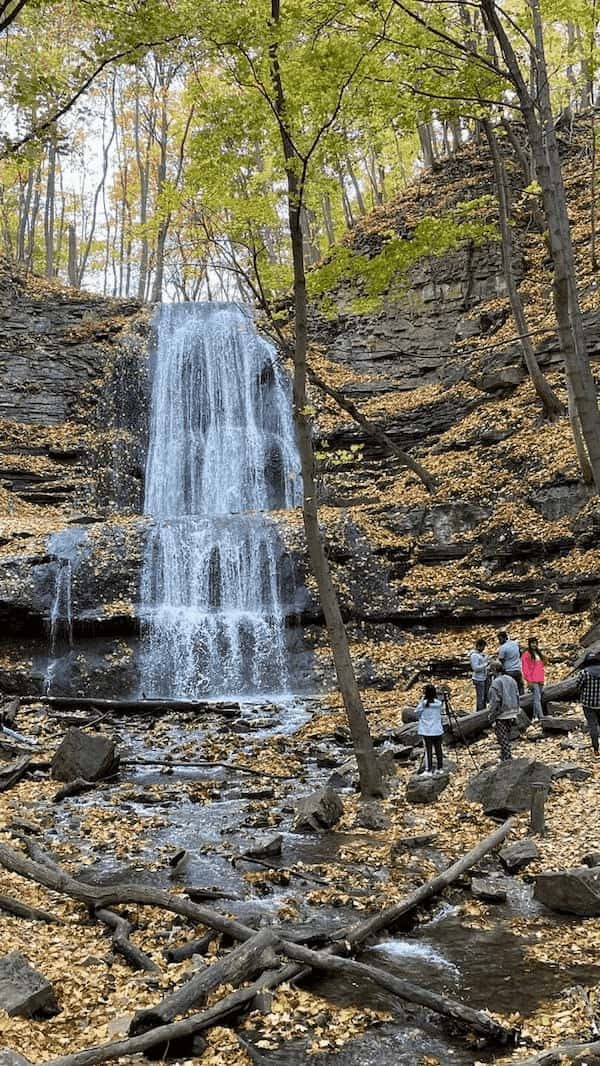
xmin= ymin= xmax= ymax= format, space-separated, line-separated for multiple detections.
xmin=140 ymin=303 xmax=301 ymax=698
xmin=44 ymin=527 xmax=86 ymax=694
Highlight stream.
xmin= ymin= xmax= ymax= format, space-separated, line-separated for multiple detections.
xmin=23 ymin=703 xmax=600 ymax=1065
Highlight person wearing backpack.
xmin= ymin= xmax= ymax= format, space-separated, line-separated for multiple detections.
xmin=577 ymin=650 xmax=600 ymax=755
xmin=415 ymin=683 xmax=445 ymax=775
xmin=488 ymin=661 xmax=520 ymax=761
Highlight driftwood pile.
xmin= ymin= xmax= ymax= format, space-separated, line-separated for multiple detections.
xmin=0 ymin=819 xmax=519 ymax=1066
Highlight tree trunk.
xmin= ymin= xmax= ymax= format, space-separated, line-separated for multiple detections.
xmin=483 ymin=121 xmax=563 ymax=420
xmin=67 ymin=224 xmax=78 ymax=287
xmin=44 ymin=139 xmax=56 ymax=277
xmin=481 ymin=0 xmax=600 ymax=490
xmin=269 ymin=1 xmax=383 ymax=797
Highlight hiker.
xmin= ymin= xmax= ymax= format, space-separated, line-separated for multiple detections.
xmin=497 ymin=630 xmax=524 ymax=694
xmin=521 ymin=636 xmax=546 ymax=720
xmin=488 ymin=661 xmax=520 ymax=761
xmin=469 ymin=637 xmax=489 ymax=712
xmin=415 ymin=682 xmax=445 ymax=775
xmin=577 ymin=650 xmax=600 ymax=755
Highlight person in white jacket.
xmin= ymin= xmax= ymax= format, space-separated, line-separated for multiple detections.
xmin=415 ymin=683 xmax=445 ymax=775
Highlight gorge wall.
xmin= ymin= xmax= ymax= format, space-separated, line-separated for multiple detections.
xmin=0 ymin=130 xmax=599 ymax=699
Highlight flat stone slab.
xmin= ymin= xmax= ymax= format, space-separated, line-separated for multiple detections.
xmin=551 ymin=763 xmax=592 ymax=783
xmin=471 ymin=877 xmax=508 ymax=903
xmin=499 ymin=839 xmax=540 ymax=873
xmin=534 ymin=867 xmax=600 ymax=916
xmin=0 ymin=952 xmax=58 ymax=1018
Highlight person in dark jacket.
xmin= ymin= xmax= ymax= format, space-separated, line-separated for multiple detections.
xmin=577 ymin=650 xmax=600 ymax=754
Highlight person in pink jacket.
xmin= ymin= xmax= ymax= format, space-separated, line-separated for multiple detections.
xmin=521 ymin=636 xmax=546 ymax=720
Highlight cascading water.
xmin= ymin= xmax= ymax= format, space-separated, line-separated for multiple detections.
xmin=140 ymin=303 xmax=301 ymax=698
xmin=43 ymin=527 xmax=86 ymax=694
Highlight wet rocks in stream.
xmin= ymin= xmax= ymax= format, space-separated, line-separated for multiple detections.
xmin=292 ymin=787 xmax=344 ymax=832
xmin=51 ymin=726 xmax=120 ymax=782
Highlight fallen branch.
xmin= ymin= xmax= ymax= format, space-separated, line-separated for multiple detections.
xmin=38 ymin=962 xmax=299 ymax=1066
xmin=0 ymin=892 xmax=58 ymax=922
xmin=164 ymin=930 xmax=219 ymax=964
xmin=0 ymin=839 xmax=255 ymax=942
xmin=340 ymin=816 xmax=515 ymax=948
xmin=19 ymin=695 xmax=240 ymax=717
xmin=129 ymin=928 xmax=278 ymax=1035
xmin=96 ymin=908 xmax=160 ymax=973
xmin=513 ymin=1039 xmax=600 ymax=1065
xmin=281 ymin=940 xmax=517 ymax=1043
xmin=520 ymin=675 xmax=578 ymax=713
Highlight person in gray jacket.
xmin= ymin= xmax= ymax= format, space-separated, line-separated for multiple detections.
xmin=488 ymin=661 xmax=520 ymax=761
xmin=497 ymin=631 xmax=524 ymax=694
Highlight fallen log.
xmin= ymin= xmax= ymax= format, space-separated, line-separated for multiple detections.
xmin=520 ymin=675 xmax=579 ymax=713
xmin=96 ymin=909 xmax=160 ymax=974
xmin=129 ymin=928 xmax=278 ymax=1035
xmin=0 ymin=892 xmax=58 ymax=923
xmin=339 ymin=816 xmax=515 ymax=948
xmin=39 ymin=962 xmax=300 ymax=1066
xmin=164 ymin=930 xmax=219 ymax=964
xmin=281 ymin=940 xmax=516 ymax=1043
xmin=513 ymin=1038 xmax=600 ymax=1065
xmin=0 ymin=755 xmax=31 ymax=792
xmin=0 ymin=840 xmax=255 ymax=943
xmin=19 ymin=695 xmax=240 ymax=717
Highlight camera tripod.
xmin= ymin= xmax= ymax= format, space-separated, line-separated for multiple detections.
xmin=442 ymin=691 xmax=480 ymax=772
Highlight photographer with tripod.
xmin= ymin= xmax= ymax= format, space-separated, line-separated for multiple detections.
xmin=415 ymin=683 xmax=445 ymax=776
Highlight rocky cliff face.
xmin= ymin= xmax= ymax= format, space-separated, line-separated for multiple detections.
xmin=0 ymin=130 xmax=598 ymax=701
xmin=0 ymin=267 xmax=150 ymax=693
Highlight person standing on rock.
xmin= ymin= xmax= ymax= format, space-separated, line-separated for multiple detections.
xmin=577 ymin=650 xmax=600 ymax=755
xmin=415 ymin=683 xmax=445 ymax=775
xmin=469 ymin=638 xmax=489 ymax=712
xmin=488 ymin=661 xmax=520 ymax=761
xmin=496 ymin=631 xmax=524 ymax=694
xmin=521 ymin=637 xmax=546 ymax=721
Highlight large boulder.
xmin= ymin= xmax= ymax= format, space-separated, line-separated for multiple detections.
xmin=0 ymin=952 xmax=58 ymax=1018
xmin=465 ymin=758 xmax=553 ymax=816
xmin=534 ymin=867 xmax=600 ymax=916
xmin=292 ymin=787 xmax=343 ymax=832
xmin=406 ymin=771 xmax=450 ymax=805
xmin=51 ymin=727 xmax=120 ymax=782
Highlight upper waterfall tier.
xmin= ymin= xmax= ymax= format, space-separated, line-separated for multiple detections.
xmin=144 ymin=303 xmax=300 ymax=517
xmin=140 ymin=303 xmax=301 ymax=699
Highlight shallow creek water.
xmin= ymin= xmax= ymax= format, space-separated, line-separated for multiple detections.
xmin=32 ymin=704 xmax=600 ymax=1064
